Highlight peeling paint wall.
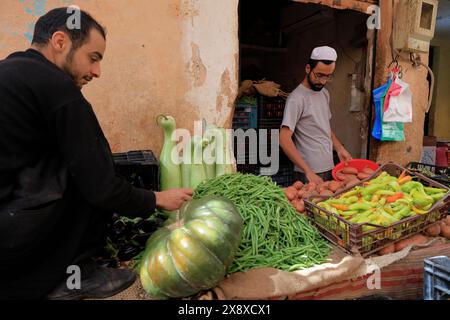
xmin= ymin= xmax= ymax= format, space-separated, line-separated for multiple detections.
xmin=0 ymin=0 xmax=239 ymax=155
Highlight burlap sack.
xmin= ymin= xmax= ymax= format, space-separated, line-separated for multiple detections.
xmin=99 ymin=238 xmax=448 ymax=300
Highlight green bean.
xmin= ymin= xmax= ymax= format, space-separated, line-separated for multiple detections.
xmin=195 ymin=173 xmax=331 ymax=273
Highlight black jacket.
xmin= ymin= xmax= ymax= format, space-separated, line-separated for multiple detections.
xmin=0 ymin=49 xmax=156 ymax=252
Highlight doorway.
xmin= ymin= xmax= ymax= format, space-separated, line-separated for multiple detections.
xmin=237 ymin=0 xmax=374 ymax=160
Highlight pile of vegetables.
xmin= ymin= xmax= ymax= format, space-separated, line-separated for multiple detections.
xmin=139 ymin=196 xmax=243 ymax=299
xmin=157 ymin=115 xmax=235 ymax=191
xmin=424 ymin=215 xmax=450 ymax=239
xmin=96 ymin=213 xmax=166 ymax=268
xmin=315 ymin=171 xmax=449 ymax=232
xmin=284 ymin=180 xmax=348 ymax=214
xmin=335 ymin=165 xmax=376 ymax=186
xmin=194 ymin=173 xmax=331 ymax=273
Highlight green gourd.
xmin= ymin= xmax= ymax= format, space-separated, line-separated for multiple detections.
xmin=139 ymin=195 xmax=243 ymax=299
xmin=157 ymin=115 xmax=181 ymax=190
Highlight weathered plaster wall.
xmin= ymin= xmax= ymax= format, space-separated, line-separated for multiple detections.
xmin=0 ymin=0 xmax=239 ymax=155
xmin=430 ymin=38 xmax=450 ymax=141
xmin=370 ymin=0 xmax=431 ymax=166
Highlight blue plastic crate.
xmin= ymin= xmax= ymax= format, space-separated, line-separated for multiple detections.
xmin=233 ymin=104 xmax=258 ymax=129
xmin=423 ymin=255 xmax=450 ymax=300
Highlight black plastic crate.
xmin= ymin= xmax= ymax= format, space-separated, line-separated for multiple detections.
xmin=259 ymin=163 xmax=294 ymax=187
xmin=257 ymin=96 xmax=285 ymax=129
xmin=113 ymin=150 xmax=160 ymax=191
xmin=407 ymin=162 xmax=450 ymax=187
xmin=236 ymin=163 xmax=260 ymax=175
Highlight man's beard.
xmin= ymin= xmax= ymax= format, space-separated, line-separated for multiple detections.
xmin=307 ymin=73 xmax=324 ymax=92
xmin=61 ymin=51 xmax=82 ymax=89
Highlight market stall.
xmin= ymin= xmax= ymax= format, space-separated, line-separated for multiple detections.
xmin=99 ymin=134 xmax=449 ymax=300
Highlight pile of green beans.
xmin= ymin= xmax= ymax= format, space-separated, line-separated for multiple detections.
xmin=194 ymin=173 xmax=331 ymax=273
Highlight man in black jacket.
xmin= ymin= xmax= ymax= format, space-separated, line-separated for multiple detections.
xmin=0 ymin=8 xmax=192 ymax=300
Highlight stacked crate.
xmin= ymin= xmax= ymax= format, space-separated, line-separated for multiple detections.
xmin=232 ymin=95 xmax=294 ymax=187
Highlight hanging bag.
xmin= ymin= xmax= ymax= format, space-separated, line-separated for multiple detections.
xmin=383 ymin=70 xmax=413 ymax=123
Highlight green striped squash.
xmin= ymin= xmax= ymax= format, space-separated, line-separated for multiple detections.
xmin=139 ymin=195 xmax=243 ymax=298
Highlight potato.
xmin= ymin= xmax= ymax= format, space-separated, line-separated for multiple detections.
xmin=293 ymin=181 xmax=304 ymax=190
xmin=296 ymin=199 xmax=306 ymax=213
xmin=342 ymin=166 xmax=358 ymax=175
xmin=284 ymin=186 xmax=297 ymax=201
xmin=362 ymin=167 xmax=375 ymax=175
xmin=322 ymin=181 xmax=332 ymax=188
xmin=345 ymin=177 xmax=360 ymax=188
xmin=334 ymin=187 xmax=346 ymax=195
xmin=378 ymin=244 xmax=396 ymax=256
xmin=328 ymin=181 xmax=341 ymax=192
xmin=319 ymin=190 xmax=334 ymax=197
xmin=303 ymin=190 xmax=319 ymax=200
xmin=425 ymin=224 xmax=441 ymax=237
xmin=335 ymin=170 xmax=347 ymax=181
xmin=440 ymin=222 xmax=450 ymax=239
xmin=394 ymin=234 xmax=428 ymax=252
xmin=307 ymin=182 xmax=317 ymax=192
xmin=357 ymin=172 xmax=371 ymax=180
xmin=445 ymin=215 xmax=450 ymax=226
xmin=297 ymin=189 xmax=305 ymax=199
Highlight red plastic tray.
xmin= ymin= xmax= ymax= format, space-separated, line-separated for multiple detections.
xmin=332 ymin=159 xmax=379 ymax=181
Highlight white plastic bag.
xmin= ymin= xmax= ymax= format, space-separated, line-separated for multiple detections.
xmin=383 ymin=77 xmax=412 ymax=123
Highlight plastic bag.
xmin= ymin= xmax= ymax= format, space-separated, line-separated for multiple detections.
xmin=371 ymin=79 xmax=391 ymax=140
xmin=383 ymin=76 xmax=413 ymax=123
xmin=372 ymin=78 xmax=405 ymax=141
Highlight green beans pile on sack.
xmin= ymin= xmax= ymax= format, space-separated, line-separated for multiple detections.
xmin=194 ymin=173 xmax=331 ymax=273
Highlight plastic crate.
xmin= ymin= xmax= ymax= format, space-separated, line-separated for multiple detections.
xmin=236 ymin=163 xmax=260 ymax=175
xmin=259 ymin=163 xmax=294 ymax=188
xmin=407 ymin=162 xmax=450 ymax=187
xmin=423 ymin=256 xmax=450 ymax=300
xmin=304 ymin=162 xmax=450 ymax=257
xmin=113 ymin=150 xmax=160 ymax=191
xmin=257 ymin=96 xmax=285 ymax=129
xmin=232 ymin=102 xmax=258 ymax=129
xmin=233 ymin=129 xmax=290 ymax=166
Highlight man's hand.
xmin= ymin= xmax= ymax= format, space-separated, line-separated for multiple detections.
xmin=337 ymin=147 xmax=353 ymax=164
xmin=306 ymin=171 xmax=323 ymax=184
xmin=155 ymin=189 xmax=193 ymax=211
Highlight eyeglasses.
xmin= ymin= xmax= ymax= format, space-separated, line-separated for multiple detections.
xmin=312 ymin=71 xmax=334 ymax=82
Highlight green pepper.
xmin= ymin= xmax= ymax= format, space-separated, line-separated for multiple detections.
xmin=377 ymin=208 xmax=399 ymax=223
xmin=388 ymin=181 xmax=401 ymax=192
xmin=378 ymin=197 xmax=387 ymax=206
xmin=411 ymin=190 xmax=433 ymax=208
xmin=401 ymin=181 xmax=424 ymax=194
xmin=392 ymin=204 xmax=412 ymax=220
xmin=375 ymin=190 xmax=396 ymax=196
xmin=348 ymin=203 xmax=373 ymax=211
xmin=327 ymin=198 xmax=348 ymax=205
xmin=340 ymin=189 xmax=359 ymax=198
xmin=362 ymin=183 xmax=386 ymax=196
xmin=430 ymin=193 xmax=447 ymax=202
xmin=424 ymin=187 xmax=448 ymax=195
xmin=344 ymin=196 xmax=359 ymax=204
xmin=340 ymin=210 xmax=358 ymax=217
